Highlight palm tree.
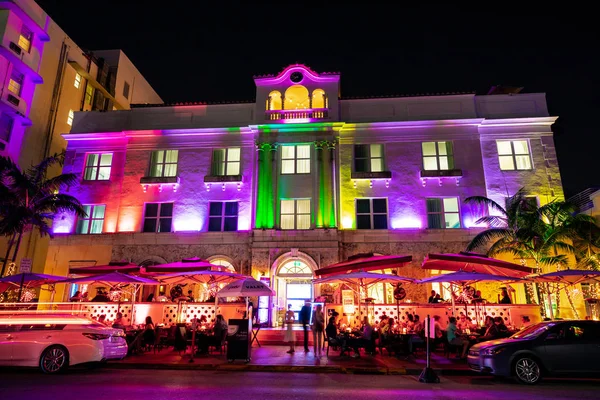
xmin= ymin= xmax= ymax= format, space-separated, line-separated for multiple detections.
xmin=0 ymin=153 xmax=86 ymax=277
xmin=464 ymin=189 xmax=597 ymax=318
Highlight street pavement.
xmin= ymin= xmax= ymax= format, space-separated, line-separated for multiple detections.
xmin=0 ymin=369 xmax=598 ymax=400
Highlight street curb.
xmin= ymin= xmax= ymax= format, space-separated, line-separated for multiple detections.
xmin=106 ymin=362 xmax=475 ymax=376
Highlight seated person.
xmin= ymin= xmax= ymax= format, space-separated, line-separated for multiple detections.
xmin=413 ymin=315 xmax=424 ymax=336
xmin=447 ymin=317 xmax=468 ymax=358
xmin=520 ymin=315 xmax=532 ymax=329
xmin=351 ymin=317 xmax=374 ymax=358
xmin=456 ymin=313 xmax=470 ymax=331
xmin=155 ymin=292 xmax=169 ymax=302
xmin=112 ymin=312 xmax=126 ymax=329
xmin=494 ymin=316 xmax=509 ymax=337
xmin=479 ymin=317 xmax=499 ymax=341
xmin=70 ymin=291 xmax=83 ymax=302
xmin=499 ymin=288 xmax=512 ymax=304
xmin=187 ymin=290 xmax=195 ymax=302
xmin=326 ymin=316 xmax=338 ymax=340
xmin=92 ymin=289 xmax=110 ymax=302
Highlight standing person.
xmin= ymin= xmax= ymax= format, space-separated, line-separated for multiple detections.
xmin=312 ymin=304 xmax=325 ymax=357
xmin=499 ymin=288 xmax=512 ymax=304
xmin=284 ymin=304 xmax=295 ymax=354
xmin=299 ymin=300 xmax=311 ymax=353
xmin=428 ymin=290 xmax=437 ymax=303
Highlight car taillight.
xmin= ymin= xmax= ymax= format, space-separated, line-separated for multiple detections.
xmin=82 ymin=332 xmax=110 ymax=340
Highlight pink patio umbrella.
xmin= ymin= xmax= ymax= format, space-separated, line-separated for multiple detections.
xmin=0 ymin=272 xmax=67 ymax=302
xmin=315 ymin=253 xmax=412 ymax=277
xmin=142 ymin=257 xmax=229 ymax=274
xmin=61 ymin=272 xmax=159 ymax=324
xmin=422 ymin=252 xmax=535 ymax=278
xmin=313 ymin=271 xmax=415 ymax=320
xmin=69 ymin=261 xmax=139 ymax=275
xmin=157 ymin=270 xmax=246 ymax=285
xmin=525 ymin=269 xmax=600 ymax=285
xmin=523 ymin=269 xmax=600 ymax=320
xmin=418 ymin=270 xmax=525 ymax=323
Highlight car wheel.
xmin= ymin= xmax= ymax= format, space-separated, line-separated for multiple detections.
xmin=39 ymin=345 xmax=69 ymax=374
xmin=513 ymin=356 xmax=541 ymax=384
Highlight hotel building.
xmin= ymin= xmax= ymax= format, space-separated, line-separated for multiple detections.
xmin=44 ymin=64 xmax=570 ymax=323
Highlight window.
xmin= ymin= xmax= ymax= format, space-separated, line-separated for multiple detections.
xmin=208 ymin=258 xmax=235 ymax=272
xmin=280 ymin=199 xmax=311 ymax=229
xmin=422 ymin=141 xmax=454 ymax=170
xmin=497 ymin=140 xmax=532 ymax=170
xmin=76 ymin=205 xmax=105 ymax=234
xmin=281 ymin=145 xmax=310 ymax=174
xmin=67 ymin=110 xmax=74 ymax=126
xmin=0 ymin=114 xmax=13 ymax=143
xmin=8 ymin=70 xmax=24 ymax=96
xmin=356 ymin=198 xmax=388 ymax=229
xmin=211 ymin=148 xmax=241 ymax=176
xmin=426 ymin=198 xmax=460 ymax=229
xmin=354 ymin=144 xmax=384 ymax=173
xmin=143 ymin=203 xmax=173 ymax=233
xmin=74 ymin=73 xmax=82 ymax=89
xmin=208 ymin=202 xmax=238 ymax=232
xmin=312 ymin=89 xmax=326 ymax=108
xmin=84 ymin=84 xmax=94 ymax=105
xmin=83 ymin=153 xmax=113 ymax=181
xmin=149 ymin=150 xmax=178 ymax=177
xmin=18 ymin=26 xmax=32 ymax=52
xmin=123 ymin=81 xmax=130 ymax=99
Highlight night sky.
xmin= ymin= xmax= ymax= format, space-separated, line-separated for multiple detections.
xmin=35 ymin=1 xmax=599 ymax=198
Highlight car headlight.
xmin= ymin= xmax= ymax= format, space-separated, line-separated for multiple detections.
xmin=480 ymin=347 xmax=506 ymax=356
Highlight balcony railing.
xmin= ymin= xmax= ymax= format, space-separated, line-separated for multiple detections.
xmin=265 ymin=108 xmax=328 ymax=121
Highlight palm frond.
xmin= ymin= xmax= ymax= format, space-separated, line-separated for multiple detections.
xmin=40 ymin=173 xmax=79 ymax=192
xmin=465 ymin=228 xmax=512 ymax=251
xmin=464 ymin=196 xmax=507 ymax=217
xmin=539 ymin=254 xmax=568 ymax=267
xmin=474 ymin=215 xmax=508 ymax=228
xmin=26 ymin=153 xmax=65 ymax=186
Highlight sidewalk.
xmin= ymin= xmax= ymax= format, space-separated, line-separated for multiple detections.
xmin=108 ymin=345 xmax=474 ymax=376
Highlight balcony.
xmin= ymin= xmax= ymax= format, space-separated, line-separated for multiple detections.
xmin=265 ymin=108 xmax=328 ymax=122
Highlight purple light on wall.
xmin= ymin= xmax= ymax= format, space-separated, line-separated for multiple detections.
xmin=52 ymin=212 xmax=75 ymax=234
xmin=391 ymin=216 xmax=422 ymax=229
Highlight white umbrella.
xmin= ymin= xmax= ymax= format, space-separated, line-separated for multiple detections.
xmin=217 ymin=278 xmax=275 ymax=297
xmin=217 ymin=278 xmax=275 ymax=319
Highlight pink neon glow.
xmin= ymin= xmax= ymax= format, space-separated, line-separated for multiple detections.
xmin=254 ymin=65 xmax=339 ymax=86
xmin=391 ymin=217 xmax=422 ymax=229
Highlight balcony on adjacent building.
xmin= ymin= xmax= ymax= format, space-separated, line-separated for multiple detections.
xmin=265 ymin=108 xmax=329 ymax=122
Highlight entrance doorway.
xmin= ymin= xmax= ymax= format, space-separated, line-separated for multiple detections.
xmin=274 ymin=259 xmax=315 ymax=325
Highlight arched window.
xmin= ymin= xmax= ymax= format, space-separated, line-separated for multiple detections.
xmin=277 ymin=259 xmax=313 ymax=277
xmin=284 ymin=85 xmax=310 ymax=110
xmin=267 ymin=90 xmax=282 ymax=110
xmin=312 ymin=89 xmax=326 ymax=109
xmin=208 ymin=257 xmax=236 ymax=272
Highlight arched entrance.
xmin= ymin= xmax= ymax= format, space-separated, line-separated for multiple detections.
xmin=271 ymin=252 xmax=317 ymax=325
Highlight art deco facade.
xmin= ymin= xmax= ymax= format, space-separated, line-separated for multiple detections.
xmin=44 ymin=64 xmax=570 ymax=322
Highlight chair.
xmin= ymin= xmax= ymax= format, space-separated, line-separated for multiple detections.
xmin=325 ymin=336 xmax=340 ymax=357
xmin=209 ymin=330 xmax=228 ymax=354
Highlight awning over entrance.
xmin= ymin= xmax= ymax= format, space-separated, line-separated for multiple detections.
xmin=315 ymin=253 xmax=412 ymax=277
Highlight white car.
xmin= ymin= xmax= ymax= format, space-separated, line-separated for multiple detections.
xmin=0 ymin=314 xmax=128 ymax=373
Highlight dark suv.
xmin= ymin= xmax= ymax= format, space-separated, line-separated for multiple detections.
xmin=467 ymin=320 xmax=600 ymax=384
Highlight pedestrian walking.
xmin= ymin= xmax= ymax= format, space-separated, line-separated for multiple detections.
xmin=299 ymin=300 xmax=311 ymax=352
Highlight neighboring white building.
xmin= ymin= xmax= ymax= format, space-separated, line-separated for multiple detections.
xmin=0 ymin=0 xmax=162 ymax=283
